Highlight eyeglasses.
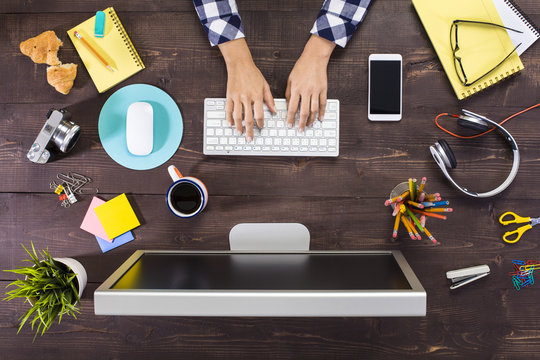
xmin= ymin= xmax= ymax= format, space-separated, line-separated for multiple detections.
xmin=450 ymin=19 xmax=522 ymax=87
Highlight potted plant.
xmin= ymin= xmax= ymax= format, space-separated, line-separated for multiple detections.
xmin=3 ymin=242 xmax=87 ymax=339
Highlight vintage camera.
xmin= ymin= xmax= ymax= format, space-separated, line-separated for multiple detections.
xmin=27 ymin=108 xmax=80 ymax=164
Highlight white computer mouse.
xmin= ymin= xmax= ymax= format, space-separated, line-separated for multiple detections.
xmin=126 ymin=102 xmax=153 ymax=156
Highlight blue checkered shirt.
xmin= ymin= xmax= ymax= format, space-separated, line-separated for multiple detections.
xmin=194 ymin=0 xmax=374 ymax=48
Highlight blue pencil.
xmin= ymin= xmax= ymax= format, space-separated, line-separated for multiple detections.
xmin=421 ymin=200 xmax=449 ymax=208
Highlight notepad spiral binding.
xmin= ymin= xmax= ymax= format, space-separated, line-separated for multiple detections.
xmin=504 ymin=0 xmax=540 ymax=37
xmin=108 ymin=8 xmax=144 ymax=68
xmin=460 ymin=65 xmax=521 ymax=99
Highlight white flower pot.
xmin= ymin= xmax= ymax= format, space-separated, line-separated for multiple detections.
xmin=53 ymin=257 xmax=87 ymax=299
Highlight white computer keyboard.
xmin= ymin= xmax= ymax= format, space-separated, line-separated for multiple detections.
xmin=203 ymin=98 xmax=339 ymax=157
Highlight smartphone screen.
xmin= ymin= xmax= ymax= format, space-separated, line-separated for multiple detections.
xmin=369 ymin=60 xmax=401 ymax=115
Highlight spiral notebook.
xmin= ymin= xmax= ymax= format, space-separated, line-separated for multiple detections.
xmin=68 ymin=7 xmax=145 ymax=93
xmin=412 ymin=0 xmax=525 ymax=100
xmin=492 ymin=0 xmax=539 ymax=55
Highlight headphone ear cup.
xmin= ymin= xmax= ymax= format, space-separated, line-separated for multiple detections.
xmin=458 ymin=115 xmax=491 ymax=132
xmin=437 ymin=139 xmax=457 ymax=169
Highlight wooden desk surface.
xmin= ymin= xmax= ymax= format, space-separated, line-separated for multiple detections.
xmin=1 ymin=1 xmax=539 ymax=358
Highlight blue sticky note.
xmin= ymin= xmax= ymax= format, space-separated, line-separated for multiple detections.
xmin=95 ymin=231 xmax=134 ymax=253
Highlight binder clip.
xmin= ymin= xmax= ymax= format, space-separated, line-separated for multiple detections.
xmin=446 ymin=264 xmax=490 ymax=290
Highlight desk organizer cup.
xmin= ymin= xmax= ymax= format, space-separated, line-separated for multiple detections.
xmin=166 ymin=165 xmax=208 ymax=218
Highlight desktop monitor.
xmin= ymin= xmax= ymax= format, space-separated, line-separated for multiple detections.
xmin=94 ymin=250 xmax=426 ymax=317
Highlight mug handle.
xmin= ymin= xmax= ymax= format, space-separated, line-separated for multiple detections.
xmin=168 ymin=165 xmax=183 ymax=182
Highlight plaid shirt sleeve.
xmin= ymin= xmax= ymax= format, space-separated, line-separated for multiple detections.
xmin=193 ymin=0 xmax=245 ymax=46
xmin=311 ymin=0 xmax=374 ymax=48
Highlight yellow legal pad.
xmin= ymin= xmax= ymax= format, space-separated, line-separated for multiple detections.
xmin=68 ymin=7 xmax=145 ymax=93
xmin=94 ymin=193 xmax=140 ymax=240
xmin=412 ymin=0 xmax=523 ymax=99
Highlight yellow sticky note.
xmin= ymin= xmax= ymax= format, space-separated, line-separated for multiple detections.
xmin=94 ymin=193 xmax=140 ymax=239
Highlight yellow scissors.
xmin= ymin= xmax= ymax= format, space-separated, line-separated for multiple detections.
xmin=499 ymin=212 xmax=540 ymax=243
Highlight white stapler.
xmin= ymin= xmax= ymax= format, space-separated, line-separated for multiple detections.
xmin=446 ymin=264 xmax=490 ymax=290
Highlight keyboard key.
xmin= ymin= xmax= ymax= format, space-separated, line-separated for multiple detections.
xmin=283 ymin=138 xmax=291 ymax=145
xmin=224 ymin=128 xmax=233 ymax=136
xmin=324 ymin=130 xmax=336 ymax=137
xmin=281 ymin=146 xmax=289 ymax=151
xmin=301 ymin=139 xmax=309 ymax=146
xmin=216 ymin=145 xmax=224 ymax=150
xmin=216 ymin=100 xmax=225 ymax=106
xmin=313 ymin=121 xmax=321 ymax=129
xmin=225 ymin=146 xmax=233 ymax=151
xmin=253 ymin=146 xmax=261 ymax=151
xmin=328 ymin=139 xmax=336 ymax=146
xmin=310 ymin=139 xmax=318 ymax=146
xmin=234 ymin=146 xmax=242 ymax=151
xmin=207 ymin=100 xmax=215 ymax=105
xmin=306 ymin=129 xmax=314 ymax=137
xmin=269 ymin=129 xmax=278 ymax=137
xmin=329 ymin=147 xmax=337 ymax=152
xmin=278 ymin=129 xmax=286 ymax=137
xmin=256 ymin=138 xmax=264 ymax=145
xmin=268 ymin=120 xmax=276 ymax=127
xmin=275 ymin=102 xmax=287 ymax=110
xmin=309 ymin=146 xmax=317 ymax=152
xmin=238 ymin=138 xmax=246 ymax=145
xmin=325 ymin=112 xmax=337 ymax=120
xmin=315 ymin=130 xmax=323 ymax=137
xmin=291 ymin=146 xmax=299 ymax=151
xmin=263 ymin=146 xmax=271 ymax=151
xmin=222 ymin=120 xmax=230 ymax=127
xmin=277 ymin=121 xmax=284 ymax=128
xmin=243 ymin=146 xmax=252 ymax=151
xmin=261 ymin=129 xmax=269 ymax=136
xmin=322 ymin=122 xmax=336 ymax=128
xmin=329 ymin=102 xmax=337 ymax=110
xmin=264 ymin=138 xmax=272 ymax=145
xmin=207 ymin=137 xmax=218 ymax=144
xmin=318 ymin=146 xmax=327 ymax=151
xmin=320 ymin=139 xmax=327 ymax=146
xmin=207 ymin=128 xmax=215 ymax=136
xmin=300 ymin=147 xmax=308 ymax=151
xmin=207 ymin=120 xmax=221 ymax=127
xmin=220 ymin=138 xmax=227 ymax=145
xmin=207 ymin=145 xmax=214 ymax=150
xmin=229 ymin=138 xmax=237 ymax=145
xmin=207 ymin=111 xmax=225 ymax=119
xmin=292 ymin=138 xmax=300 ymax=146
xmin=272 ymin=146 xmax=280 ymax=151
xmin=216 ymin=128 xmax=223 ymax=135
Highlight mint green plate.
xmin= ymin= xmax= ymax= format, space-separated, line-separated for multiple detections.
xmin=98 ymin=84 xmax=183 ymax=170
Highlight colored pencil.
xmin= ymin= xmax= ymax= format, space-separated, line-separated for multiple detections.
xmin=418 ymin=177 xmax=427 ymax=194
xmin=392 ymin=201 xmax=403 ymax=216
xmin=73 ymin=31 xmax=115 ymax=72
xmin=406 ymin=200 xmax=424 ymax=209
xmin=421 ymin=201 xmax=449 ymax=208
xmin=418 ymin=192 xmax=426 ymax=202
xmin=408 ymin=178 xmax=415 ymax=203
xmin=412 ymin=178 xmax=418 ymax=201
xmin=393 ymin=211 xmax=402 ymax=238
xmin=385 ymin=190 xmax=410 ymax=206
xmin=424 ymin=208 xmax=453 ymax=213
xmin=405 ymin=206 xmax=424 ymax=232
xmin=411 ymin=208 xmax=447 ymax=220
xmin=423 ymin=226 xmax=438 ymax=244
xmin=420 ymin=215 xmax=426 ymax=227
xmin=401 ymin=216 xmax=416 ymax=240
xmin=408 ymin=218 xmax=422 ymax=240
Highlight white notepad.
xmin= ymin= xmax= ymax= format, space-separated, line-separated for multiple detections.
xmin=492 ymin=0 xmax=540 ymax=55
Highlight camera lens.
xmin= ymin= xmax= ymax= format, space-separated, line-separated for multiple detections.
xmin=52 ymin=120 xmax=81 ymax=153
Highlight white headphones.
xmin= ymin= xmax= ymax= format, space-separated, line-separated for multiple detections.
xmin=430 ymin=109 xmax=520 ymax=198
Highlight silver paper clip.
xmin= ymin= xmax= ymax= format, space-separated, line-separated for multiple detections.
xmin=446 ymin=265 xmax=490 ymax=290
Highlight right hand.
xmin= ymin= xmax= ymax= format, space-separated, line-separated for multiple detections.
xmin=219 ymin=39 xmax=276 ymax=143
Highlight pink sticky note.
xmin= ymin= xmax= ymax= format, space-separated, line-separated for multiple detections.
xmin=80 ymin=196 xmax=112 ymax=242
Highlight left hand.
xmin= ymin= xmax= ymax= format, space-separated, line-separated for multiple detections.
xmin=285 ymin=35 xmax=336 ymax=131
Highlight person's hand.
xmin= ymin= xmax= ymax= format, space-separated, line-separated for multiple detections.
xmin=285 ymin=35 xmax=335 ymax=131
xmin=218 ymin=39 xmax=276 ymax=143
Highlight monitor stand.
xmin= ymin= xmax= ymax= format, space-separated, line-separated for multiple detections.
xmin=229 ymin=223 xmax=310 ymax=251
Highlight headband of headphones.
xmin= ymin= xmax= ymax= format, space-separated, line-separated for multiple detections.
xmin=430 ymin=109 xmax=520 ymax=198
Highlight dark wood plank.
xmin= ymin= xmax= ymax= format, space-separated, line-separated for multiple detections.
xmin=1 ymin=0 xmax=540 ymax=358
xmin=1 ymin=102 xmax=540 ymax=198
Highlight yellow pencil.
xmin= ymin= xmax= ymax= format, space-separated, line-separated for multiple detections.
xmin=424 ymin=208 xmax=453 ymax=213
xmin=401 ymin=216 xmax=416 ymax=240
xmin=423 ymin=226 xmax=438 ymax=244
xmin=393 ymin=211 xmax=402 ymax=238
xmin=408 ymin=218 xmax=422 ymax=240
xmin=406 ymin=200 xmax=424 ymax=209
xmin=73 ymin=31 xmax=115 ymax=72
xmin=418 ymin=177 xmax=427 ymax=194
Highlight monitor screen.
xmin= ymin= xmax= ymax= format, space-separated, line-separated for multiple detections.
xmin=112 ymin=253 xmax=411 ymax=290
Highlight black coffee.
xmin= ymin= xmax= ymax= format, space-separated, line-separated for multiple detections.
xmin=170 ymin=182 xmax=202 ymax=214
